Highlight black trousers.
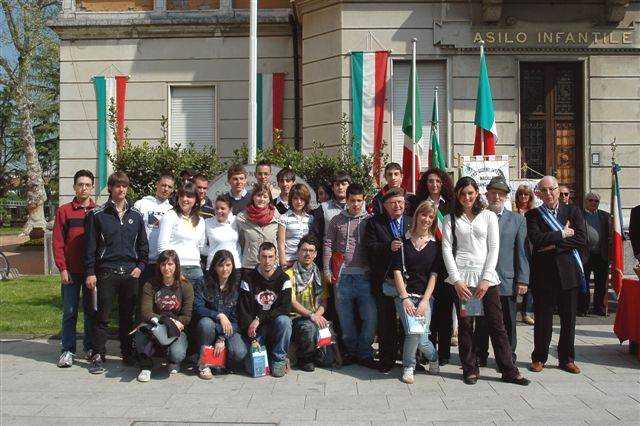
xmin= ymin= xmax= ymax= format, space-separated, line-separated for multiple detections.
xmin=430 ymin=279 xmax=459 ymax=361
xmin=375 ymin=293 xmax=399 ymax=367
xmin=473 ymin=293 xmax=517 ymax=367
xmin=532 ymin=282 xmax=577 ymax=366
xmin=579 ymin=253 xmax=608 ymax=314
xmin=458 ymin=286 xmax=519 ymax=379
xmin=92 ymin=271 xmax=137 ymax=357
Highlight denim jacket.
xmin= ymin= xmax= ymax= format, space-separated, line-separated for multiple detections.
xmin=194 ymin=277 xmax=239 ymax=324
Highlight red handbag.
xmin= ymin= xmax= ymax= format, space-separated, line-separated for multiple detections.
xmin=330 ymin=251 xmax=344 ymax=285
xmin=199 ymin=345 xmax=227 ymax=368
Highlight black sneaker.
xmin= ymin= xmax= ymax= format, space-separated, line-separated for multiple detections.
xmin=88 ymin=354 xmax=106 ymax=374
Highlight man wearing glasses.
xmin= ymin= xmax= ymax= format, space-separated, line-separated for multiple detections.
xmin=559 ymin=186 xmax=572 ymax=205
xmin=579 ymin=192 xmax=610 ymax=317
xmin=525 ymin=176 xmax=586 ymax=375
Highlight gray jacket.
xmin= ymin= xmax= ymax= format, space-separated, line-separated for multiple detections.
xmin=496 ymin=209 xmax=530 ymax=296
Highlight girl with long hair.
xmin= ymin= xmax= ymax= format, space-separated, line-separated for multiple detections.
xmin=157 ymin=181 xmax=206 ymax=287
xmin=442 ymin=177 xmax=529 ymax=386
xmin=278 ymin=183 xmax=314 ymax=268
xmin=514 ymin=184 xmax=536 ymax=325
xmin=193 ymin=250 xmax=246 ymax=379
xmin=135 ymin=250 xmax=194 ymax=382
xmin=204 ymin=194 xmax=241 ymax=269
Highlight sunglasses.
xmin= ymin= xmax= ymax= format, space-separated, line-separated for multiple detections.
xmin=560 ymin=192 xmax=570 ymax=196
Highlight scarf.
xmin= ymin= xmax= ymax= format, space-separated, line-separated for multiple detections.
xmin=292 ymin=261 xmax=323 ymax=297
xmin=246 ymin=203 xmax=275 ymax=227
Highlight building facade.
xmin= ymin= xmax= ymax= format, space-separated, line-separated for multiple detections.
xmin=51 ymin=0 xmax=640 ymax=218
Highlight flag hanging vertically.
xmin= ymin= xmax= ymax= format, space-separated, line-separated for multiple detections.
xmin=610 ymin=162 xmax=624 ymax=294
xmin=93 ymin=75 xmax=128 ymax=193
xmin=473 ymin=42 xmax=497 ymax=156
xmin=350 ymin=51 xmax=389 ymax=185
xmin=429 ymin=88 xmax=446 ymax=240
xmin=402 ymin=40 xmax=422 ymax=193
xmin=257 ymin=73 xmax=285 ymax=151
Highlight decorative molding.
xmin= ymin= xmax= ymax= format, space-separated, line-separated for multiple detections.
xmin=605 ymin=0 xmax=631 ymax=23
xmin=482 ymin=0 xmax=503 ymax=24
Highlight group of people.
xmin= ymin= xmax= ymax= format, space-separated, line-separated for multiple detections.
xmin=52 ymin=159 xmax=597 ymax=386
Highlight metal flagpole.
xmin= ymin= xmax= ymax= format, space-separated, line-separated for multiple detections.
xmin=248 ymin=0 xmax=258 ymax=164
xmin=412 ymin=38 xmax=417 ymax=194
xmin=479 ymin=40 xmax=485 ymax=158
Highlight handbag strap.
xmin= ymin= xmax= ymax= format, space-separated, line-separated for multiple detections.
xmin=450 ymin=212 xmax=458 ymax=258
xmin=400 ymin=238 xmax=408 ymax=276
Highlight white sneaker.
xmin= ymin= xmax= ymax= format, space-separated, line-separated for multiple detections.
xmin=137 ymin=369 xmax=151 ymax=382
xmin=167 ymin=363 xmax=179 ymax=374
xmin=57 ymin=351 xmax=74 ymax=368
xmin=402 ymin=367 xmax=415 ymax=384
xmin=198 ymin=367 xmax=213 ymax=380
xmin=428 ymin=360 xmax=440 ymax=375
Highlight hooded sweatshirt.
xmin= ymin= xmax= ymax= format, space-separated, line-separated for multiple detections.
xmin=134 ymin=195 xmax=174 ymax=263
xmin=237 ymin=267 xmax=292 ymax=335
xmin=323 ymin=208 xmax=371 ymax=276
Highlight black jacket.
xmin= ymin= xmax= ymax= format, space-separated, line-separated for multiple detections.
xmin=362 ymin=213 xmax=411 ymax=294
xmin=237 ymin=267 xmax=292 ymax=335
xmin=582 ymin=208 xmax=610 ymax=260
xmin=526 ymin=203 xmax=587 ymax=291
xmin=84 ymin=199 xmax=149 ymax=275
xmin=628 ymin=205 xmax=640 ymax=259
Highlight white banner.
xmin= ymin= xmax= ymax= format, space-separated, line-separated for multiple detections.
xmin=460 ymin=155 xmax=510 ymax=195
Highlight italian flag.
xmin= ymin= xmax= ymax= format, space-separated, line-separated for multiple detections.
xmin=429 ymin=89 xmax=446 ymax=240
xmin=257 ymin=73 xmax=285 ymax=151
xmin=93 ymin=75 xmax=128 ymax=193
xmin=350 ymin=51 xmax=389 ymax=184
xmin=473 ymin=43 xmax=497 ymax=156
xmin=401 ymin=60 xmax=422 ymax=194
xmin=610 ymin=163 xmax=624 ymax=294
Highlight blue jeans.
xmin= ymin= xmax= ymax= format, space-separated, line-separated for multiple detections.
xmin=335 ymin=274 xmax=377 ymax=360
xmin=244 ymin=314 xmax=292 ymax=367
xmin=60 ymin=273 xmax=94 ymax=354
xmin=196 ymin=317 xmax=247 ymax=369
xmin=394 ymin=296 xmax=437 ymax=369
xmin=181 ymin=266 xmax=204 ymax=288
xmin=521 ymin=289 xmax=534 ymax=315
xmin=134 ymin=329 xmax=188 ymax=368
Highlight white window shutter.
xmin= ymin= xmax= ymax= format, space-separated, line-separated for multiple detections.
xmin=170 ymin=86 xmax=216 ymax=151
xmin=392 ymin=61 xmax=447 ymax=167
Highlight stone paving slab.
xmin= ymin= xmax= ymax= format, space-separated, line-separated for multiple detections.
xmin=1 ymin=323 xmax=638 ymax=425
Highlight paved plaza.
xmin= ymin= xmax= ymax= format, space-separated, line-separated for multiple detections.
xmin=1 ymin=322 xmax=638 ymax=425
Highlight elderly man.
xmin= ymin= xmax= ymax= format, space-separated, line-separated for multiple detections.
xmin=579 ymin=192 xmax=610 ymax=317
xmin=526 ymin=176 xmax=587 ymax=374
xmin=474 ymin=176 xmax=529 ymax=369
xmin=558 ymin=185 xmax=571 ymax=205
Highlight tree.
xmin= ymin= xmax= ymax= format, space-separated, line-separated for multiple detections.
xmin=1 ymin=0 xmax=59 ymax=236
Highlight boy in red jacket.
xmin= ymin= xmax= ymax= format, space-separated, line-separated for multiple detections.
xmin=52 ymin=169 xmax=97 ymax=368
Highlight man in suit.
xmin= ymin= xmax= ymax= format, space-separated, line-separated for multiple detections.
xmin=526 ymin=175 xmax=587 ymax=374
xmin=363 ymin=187 xmax=411 ymax=373
xmin=474 ymin=176 xmax=529 ymax=368
xmin=629 ymin=204 xmax=640 ymax=264
xmin=579 ymin=192 xmax=610 ymax=316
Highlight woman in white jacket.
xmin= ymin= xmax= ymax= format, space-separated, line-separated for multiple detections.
xmin=158 ymin=181 xmax=206 ymax=287
xmin=442 ymin=176 xmax=528 ymax=386
xmin=204 ymin=194 xmax=241 ymax=269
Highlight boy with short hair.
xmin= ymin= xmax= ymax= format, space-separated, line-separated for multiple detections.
xmin=193 ymin=174 xmax=215 ymax=219
xmin=368 ymin=162 xmax=404 ymax=215
xmin=255 ymin=160 xmax=280 ymax=200
xmin=227 ymin=164 xmax=252 ymax=214
xmin=238 ymin=242 xmax=293 ymax=377
xmin=323 ymin=183 xmax=377 ymax=368
xmin=52 ymin=169 xmax=97 ymax=368
xmin=274 ymin=168 xmax=295 ymax=214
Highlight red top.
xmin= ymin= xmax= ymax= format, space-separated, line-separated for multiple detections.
xmin=52 ymin=197 xmax=96 ymax=274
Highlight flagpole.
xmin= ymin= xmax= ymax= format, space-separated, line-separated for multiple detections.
xmin=433 ymin=86 xmax=438 ymax=168
xmin=412 ymin=37 xmax=417 ymax=194
xmin=479 ymin=40 xmax=485 ymax=158
xmin=248 ymin=0 xmax=258 ymax=164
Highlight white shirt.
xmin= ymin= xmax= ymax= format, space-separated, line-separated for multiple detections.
xmin=157 ymin=209 xmax=206 ymax=267
xmin=279 ymin=210 xmax=312 ymax=262
xmin=204 ymin=214 xmax=242 ymax=269
xmin=442 ymin=209 xmax=499 ymax=287
xmin=133 ymin=195 xmax=174 ymax=263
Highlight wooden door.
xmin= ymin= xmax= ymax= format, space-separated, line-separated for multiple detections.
xmin=520 ymin=62 xmax=583 ymax=204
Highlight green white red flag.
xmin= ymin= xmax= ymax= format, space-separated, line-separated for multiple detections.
xmin=257 ymin=73 xmax=285 ymax=150
xmin=610 ymin=163 xmax=624 ymax=294
xmin=402 ymin=56 xmax=422 ymax=193
xmin=428 ymin=88 xmax=446 ymax=240
xmin=473 ymin=43 xmax=497 ymax=155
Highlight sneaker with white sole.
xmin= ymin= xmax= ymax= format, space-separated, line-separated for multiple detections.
xmin=198 ymin=367 xmax=213 ymax=380
xmin=57 ymin=351 xmax=74 ymax=368
xmin=88 ymin=353 xmax=106 ymax=374
xmin=137 ymin=369 xmax=151 ymax=382
xmin=271 ymin=360 xmax=287 ymax=378
xmin=428 ymin=360 xmax=440 ymax=375
xmin=402 ymin=367 xmax=415 ymax=384
xmin=167 ymin=363 xmax=179 ymax=374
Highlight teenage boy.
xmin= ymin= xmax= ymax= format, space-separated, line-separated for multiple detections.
xmin=368 ymin=163 xmax=404 ymax=216
xmin=274 ymin=168 xmax=295 ymax=214
xmin=194 ymin=174 xmax=215 ymax=219
xmin=238 ymin=242 xmax=293 ymax=377
xmin=52 ymin=170 xmax=97 ymax=368
xmin=227 ymin=164 xmax=252 ymax=214
xmin=363 ymin=187 xmax=411 ymax=373
xmin=85 ymin=171 xmax=149 ymax=374
xmin=255 ymin=160 xmax=280 ymax=200
xmin=286 ymin=235 xmax=328 ymax=372
xmin=134 ymin=174 xmax=175 ymax=287
xmin=323 ymin=183 xmax=377 ymax=368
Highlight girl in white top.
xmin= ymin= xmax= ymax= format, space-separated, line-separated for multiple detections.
xmin=204 ymin=194 xmax=241 ymax=269
xmin=277 ymin=183 xmax=313 ymax=268
xmin=158 ymin=181 xmax=206 ymax=286
xmin=442 ymin=176 xmax=528 ymax=387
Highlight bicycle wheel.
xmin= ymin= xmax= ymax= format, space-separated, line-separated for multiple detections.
xmin=0 ymin=251 xmax=9 ymax=279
